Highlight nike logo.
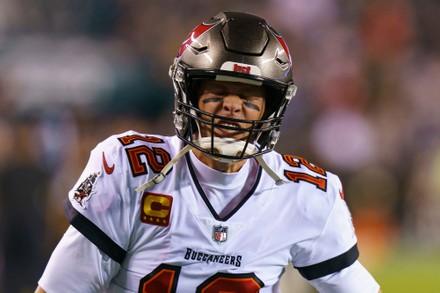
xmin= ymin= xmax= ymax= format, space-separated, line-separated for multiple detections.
xmin=102 ymin=151 xmax=115 ymax=174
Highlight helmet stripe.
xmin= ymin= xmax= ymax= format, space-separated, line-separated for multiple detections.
xmin=177 ymin=22 xmax=217 ymax=57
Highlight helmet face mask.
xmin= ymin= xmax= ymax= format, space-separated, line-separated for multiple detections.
xmin=170 ymin=11 xmax=297 ymax=161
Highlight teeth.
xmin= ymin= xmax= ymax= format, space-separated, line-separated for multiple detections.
xmin=218 ymin=121 xmax=237 ymax=127
xmin=218 ymin=123 xmax=238 ymax=132
xmin=221 ymin=123 xmax=236 ymax=128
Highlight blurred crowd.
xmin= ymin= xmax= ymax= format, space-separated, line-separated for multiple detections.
xmin=0 ymin=0 xmax=439 ymax=292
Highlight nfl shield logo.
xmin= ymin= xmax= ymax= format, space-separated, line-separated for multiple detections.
xmin=212 ymin=225 xmax=228 ymax=243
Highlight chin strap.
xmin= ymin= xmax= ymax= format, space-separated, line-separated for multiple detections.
xmin=135 ymin=144 xmax=194 ymax=193
xmin=255 ymin=155 xmax=287 ymax=186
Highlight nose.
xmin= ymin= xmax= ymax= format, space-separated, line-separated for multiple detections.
xmin=221 ymin=95 xmax=242 ymax=115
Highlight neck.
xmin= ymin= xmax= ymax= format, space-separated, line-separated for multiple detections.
xmin=192 ymin=149 xmax=246 ymax=173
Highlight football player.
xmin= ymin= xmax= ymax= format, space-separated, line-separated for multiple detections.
xmin=36 ymin=11 xmax=381 ymax=292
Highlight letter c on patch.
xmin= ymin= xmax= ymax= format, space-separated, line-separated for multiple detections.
xmin=140 ymin=192 xmax=173 ymax=227
xmin=144 ymin=195 xmax=171 ymax=217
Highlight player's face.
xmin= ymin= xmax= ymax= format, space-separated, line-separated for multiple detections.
xmin=197 ymin=80 xmax=266 ymax=141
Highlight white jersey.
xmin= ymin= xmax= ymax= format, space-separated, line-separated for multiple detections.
xmin=39 ymin=131 xmax=379 ymax=292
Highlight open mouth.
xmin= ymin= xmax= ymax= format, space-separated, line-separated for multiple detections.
xmin=215 ymin=121 xmax=246 ymax=137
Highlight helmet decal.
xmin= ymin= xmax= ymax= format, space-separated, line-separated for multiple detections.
xmin=220 ymin=61 xmax=262 ymax=76
xmin=275 ymin=35 xmax=292 ymax=64
xmin=177 ymin=20 xmax=221 ymax=57
xmin=267 ymin=24 xmax=292 ymax=64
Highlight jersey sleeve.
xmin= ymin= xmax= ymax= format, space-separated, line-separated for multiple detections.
xmin=39 ymin=134 xmax=138 ymax=291
xmin=293 ymin=174 xmax=359 ymax=280
xmin=64 ymin=134 xmax=137 ymax=262
xmin=309 ymin=260 xmax=380 ymax=293
xmin=38 ymin=226 xmax=120 ymax=292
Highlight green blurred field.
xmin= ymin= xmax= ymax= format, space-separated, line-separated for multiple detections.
xmin=371 ymin=248 xmax=440 ymax=293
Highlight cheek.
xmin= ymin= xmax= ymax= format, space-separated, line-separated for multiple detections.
xmin=246 ymin=110 xmax=261 ymax=120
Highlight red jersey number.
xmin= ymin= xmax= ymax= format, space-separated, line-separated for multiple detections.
xmin=138 ymin=264 xmax=264 ymax=293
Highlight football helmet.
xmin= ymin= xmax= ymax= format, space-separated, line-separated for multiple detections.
xmin=170 ymin=11 xmax=297 ymax=162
